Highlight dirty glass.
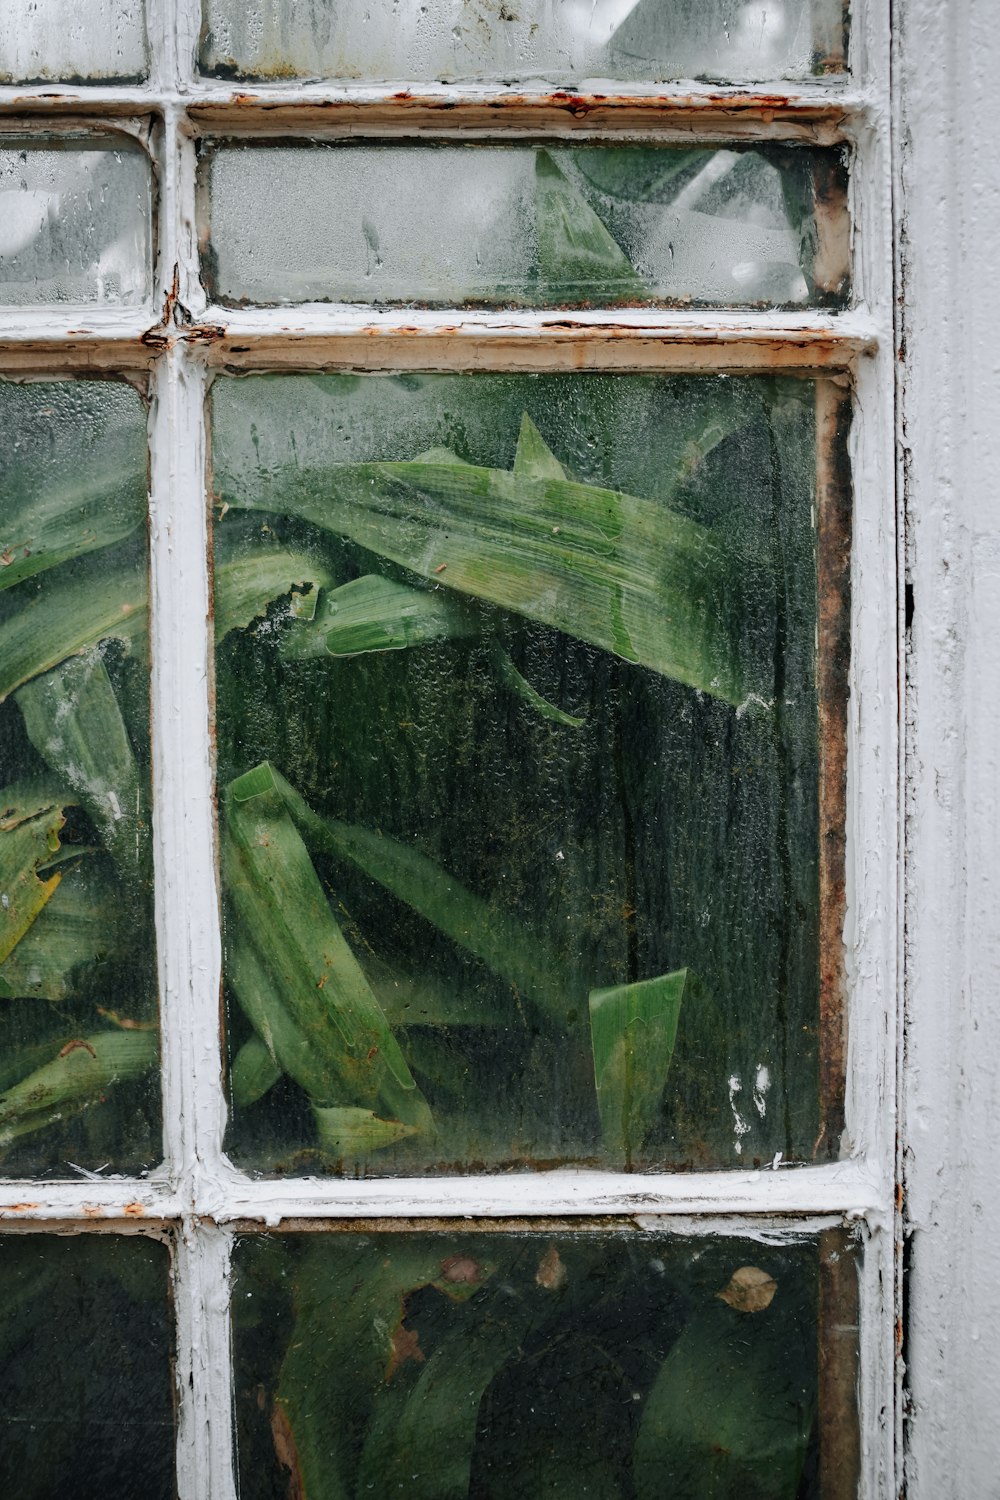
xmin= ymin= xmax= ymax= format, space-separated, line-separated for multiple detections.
xmin=199 ymin=0 xmax=846 ymax=84
xmin=232 ymin=1229 xmax=857 ymax=1500
xmin=0 ymin=380 xmax=160 ymax=1176
xmin=0 ymin=0 xmax=148 ymax=84
xmin=212 ymin=371 xmax=829 ymax=1178
xmin=0 ymin=139 xmax=152 ymax=308
xmin=0 ymin=1234 xmax=173 ymax=1499
xmin=202 ymin=142 xmax=848 ymax=310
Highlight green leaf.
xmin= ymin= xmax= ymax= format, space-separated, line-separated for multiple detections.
xmin=632 ymin=1271 xmax=814 ymax=1500
xmin=230 ymin=1032 xmax=282 ymax=1107
xmin=355 ymin=1294 xmax=539 ymax=1500
xmin=280 ymin=573 xmax=480 ymax=662
xmin=0 ymin=1028 xmax=158 ymax=1148
xmin=0 ymin=402 xmax=145 ymax=592
xmin=312 ymin=1105 xmax=418 ymax=1155
xmin=222 ymin=763 xmax=431 ymax=1133
xmin=534 ymin=150 xmax=646 ymax=303
xmin=0 ymin=557 xmax=147 ymax=703
xmin=213 ymin=542 xmax=337 ymax=641
xmin=16 ymin=650 xmax=149 ymax=888
xmin=0 ymin=861 xmax=120 ymax=1001
xmin=513 ymin=412 xmax=568 ymax=482
xmin=589 ymin=968 xmax=696 ymax=1162
xmin=0 ymin=784 xmax=72 ymax=964
xmin=0 ymin=538 xmax=336 ymax=704
xmin=273 ymin=1240 xmax=495 ymax=1500
xmin=269 ymin=768 xmax=570 ymax=1025
xmin=220 ymin=452 xmax=746 ymax=703
xmin=487 ymin=640 xmax=585 ymax=728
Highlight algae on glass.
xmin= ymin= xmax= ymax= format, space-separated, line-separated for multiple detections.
xmin=211 ymin=370 xmax=823 ymax=1177
xmin=0 ymin=379 xmax=160 ymax=1175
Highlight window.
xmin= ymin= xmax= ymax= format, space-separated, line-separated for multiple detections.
xmin=0 ymin=1 xmax=902 ymax=1496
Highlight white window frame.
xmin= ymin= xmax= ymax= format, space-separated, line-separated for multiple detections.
xmin=0 ymin=0 xmax=931 ymax=1494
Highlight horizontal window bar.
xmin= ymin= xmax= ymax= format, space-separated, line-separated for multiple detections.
xmin=200 ymin=1158 xmax=882 ymax=1224
xmin=197 ymin=307 xmax=878 ymax=373
xmin=0 ymin=309 xmax=879 ymax=372
xmin=0 ymin=1160 xmax=882 ymax=1225
xmin=0 ymin=1179 xmax=182 ymax=1222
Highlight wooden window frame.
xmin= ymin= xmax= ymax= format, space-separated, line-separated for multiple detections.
xmin=0 ymin=0 xmax=914 ymax=1494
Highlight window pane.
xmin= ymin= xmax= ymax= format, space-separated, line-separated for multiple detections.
xmin=0 ymin=380 xmax=160 ymax=1175
xmin=212 ymin=372 xmax=845 ymax=1177
xmin=0 ymin=0 xmax=148 ymax=83
xmin=232 ymin=1229 xmax=857 ymax=1499
xmin=202 ymin=143 xmax=848 ymax=310
xmin=0 ymin=139 xmax=152 ymax=308
xmin=0 ymin=1234 xmax=174 ymax=1500
xmin=200 ymin=0 xmax=846 ymax=84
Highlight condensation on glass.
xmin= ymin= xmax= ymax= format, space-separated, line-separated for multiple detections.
xmin=0 ymin=379 xmax=160 ymax=1176
xmin=201 ymin=141 xmax=848 ymax=310
xmin=199 ymin=0 xmax=847 ymax=84
xmin=0 ymin=0 xmax=148 ymax=84
xmin=209 ymin=370 xmax=846 ymax=1179
xmin=231 ymin=1228 xmax=858 ymax=1500
xmin=0 ymin=1234 xmax=174 ymax=1499
xmin=0 ymin=138 xmax=153 ymax=308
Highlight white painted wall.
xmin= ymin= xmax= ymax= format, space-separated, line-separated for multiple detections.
xmin=900 ymin=0 xmax=1000 ymax=1493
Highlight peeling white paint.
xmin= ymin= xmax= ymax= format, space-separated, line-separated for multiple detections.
xmin=0 ymin=0 xmax=909 ymax=1493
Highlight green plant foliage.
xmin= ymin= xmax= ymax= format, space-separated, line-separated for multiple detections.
xmin=222 ymin=762 xmax=432 ymax=1136
xmin=0 ymin=1027 xmax=157 ymax=1148
xmin=589 ymin=968 xmax=694 ymax=1161
xmin=217 ymin=445 xmax=749 ymax=703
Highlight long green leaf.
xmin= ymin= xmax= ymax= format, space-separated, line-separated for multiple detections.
xmin=222 ymin=763 xmax=431 ymax=1132
xmin=280 ymin=572 xmax=479 ymax=662
xmin=270 ymin=768 xmax=569 ymax=1024
xmin=0 ymin=784 xmax=71 ymax=963
xmin=16 ymin=650 xmax=149 ymax=888
xmin=274 ymin=1240 xmax=495 ymax=1500
xmin=589 ymin=968 xmax=696 ymax=1162
xmin=0 ymin=1028 xmax=157 ymax=1148
xmin=0 ymin=399 xmax=145 ymax=592
xmin=534 ymin=150 xmax=646 ymax=303
xmin=220 ymin=453 xmax=745 ymax=703
xmin=355 ymin=1295 xmax=538 ymax=1500
xmin=0 ymin=535 xmax=337 ymax=704
xmin=632 ymin=1268 xmax=814 ymax=1499
xmin=230 ymin=1032 xmax=282 ymax=1107
xmin=0 ymin=562 xmax=147 ymax=704
xmin=213 ymin=543 xmax=337 ymax=641
xmin=0 ymin=862 xmax=120 ymax=1001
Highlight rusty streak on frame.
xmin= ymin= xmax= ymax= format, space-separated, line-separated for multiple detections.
xmin=818 ymin=1226 xmax=862 ymax=1500
xmin=815 ymin=378 xmax=852 ymax=1162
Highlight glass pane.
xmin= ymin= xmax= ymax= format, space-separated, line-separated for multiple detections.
xmin=232 ymin=1229 xmax=858 ymax=1500
xmin=0 ymin=139 xmax=152 ymax=308
xmin=200 ymin=0 xmax=846 ymax=84
xmin=212 ymin=372 xmax=842 ymax=1177
xmin=0 ymin=380 xmax=159 ymax=1176
xmin=0 ymin=0 xmax=148 ymax=83
xmin=0 ymin=1235 xmax=173 ymax=1500
xmin=202 ymin=142 xmax=847 ymax=310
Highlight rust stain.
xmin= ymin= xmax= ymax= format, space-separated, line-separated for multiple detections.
xmin=818 ymin=1229 xmax=861 ymax=1500
xmin=814 ymin=379 xmax=852 ymax=1162
xmin=58 ymin=1038 xmax=98 ymax=1059
xmin=1 ymin=1203 xmax=40 ymax=1213
xmin=184 ymin=324 xmax=227 ymax=345
xmin=271 ymin=1402 xmax=305 ymax=1500
xmin=439 ymin=1254 xmax=486 ymax=1286
xmin=83 ymin=1204 xmax=103 ymax=1218
xmin=122 ymin=1200 xmax=145 ymax=1217
xmin=386 ymin=1322 xmax=425 ymax=1380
